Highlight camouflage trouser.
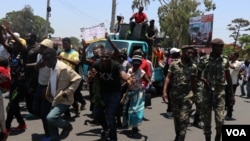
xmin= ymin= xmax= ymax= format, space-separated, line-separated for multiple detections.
xmin=171 ymin=91 xmax=193 ymax=137
xmin=200 ymin=85 xmax=225 ymax=136
xmin=194 ymin=81 xmax=204 ymax=117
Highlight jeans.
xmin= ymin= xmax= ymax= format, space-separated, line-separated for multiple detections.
xmin=93 ymin=91 xmax=121 ymax=140
xmin=47 ymin=104 xmax=70 ymax=141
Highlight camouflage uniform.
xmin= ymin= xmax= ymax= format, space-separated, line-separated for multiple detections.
xmin=192 ymin=57 xmax=203 ymax=126
xmin=169 ymin=59 xmax=197 ymax=139
xmin=197 ymin=55 xmax=229 ymax=136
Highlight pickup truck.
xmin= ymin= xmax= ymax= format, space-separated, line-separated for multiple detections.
xmin=83 ymin=38 xmax=164 ymax=95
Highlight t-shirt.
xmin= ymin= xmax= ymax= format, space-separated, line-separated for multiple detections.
xmin=92 ymin=60 xmax=123 ymax=93
xmin=132 ymin=12 xmax=148 ymax=23
xmin=60 ymin=49 xmax=79 ymax=70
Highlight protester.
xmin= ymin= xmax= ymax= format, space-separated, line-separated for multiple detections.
xmin=129 ymin=6 xmax=148 ymax=36
xmin=59 ymin=37 xmax=86 ymax=118
xmin=197 ymin=38 xmax=234 ymax=141
xmin=153 ymin=43 xmax=164 ymax=68
xmin=32 ymin=38 xmax=54 ymax=141
xmin=146 ymin=19 xmax=158 ymax=40
xmin=42 ymin=47 xmax=81 ymax=141
xmin=0 ymin=56 xmax=11 ymax=141
xmin=0 ymin=23 xmax=28 ymax=134
xmin=162 ymin=45 xmax=197 ymax=141
xmin=240 ymin=60 xmax=250 ymax=97
xmin=123 ymin=54 xmax=152 ymax=136
xmin=88 ymin=49 xmax=129 ymax=141
xmin=225 ymin=51 xmax=241 ymax=120
xmin=80 ymin=39 xmax=103 ymax=118
xmin=24 ymin=32 xmax=40 ymax=116
xmin=114 ymin=15 xmax=124 ymax=38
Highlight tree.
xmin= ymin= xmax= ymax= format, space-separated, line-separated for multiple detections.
xmin=227 ymin=18 xmax=250 ymax=49
xmin=0 ymin=5 xmax=54 ymax=41
xmin=131 ymin=0 xmax=215 ymax=48
xmin=70 ymin=36 xmax=80 ymax=49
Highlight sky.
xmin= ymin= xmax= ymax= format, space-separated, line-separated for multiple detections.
xmin=0 ymin=0 xmax=250 ymax=44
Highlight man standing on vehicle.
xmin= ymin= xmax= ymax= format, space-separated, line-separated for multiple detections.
xmin=129 ymin=6 xmax=148 ymax=37
xmin=197 ymin=38 xmax=234 ymax=141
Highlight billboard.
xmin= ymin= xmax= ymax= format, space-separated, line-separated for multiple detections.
xmin=80 ymin=23 xmax=106 ymax=43
xmin=188 ymin=14 xmax=213 ymax=50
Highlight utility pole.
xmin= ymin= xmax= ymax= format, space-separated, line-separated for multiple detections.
xmin=110 ymin=0 xmax=116 ymax=33
xmin=45 ymin=0 xmax=51 ymax=38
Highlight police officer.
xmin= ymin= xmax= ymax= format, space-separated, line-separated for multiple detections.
xmin=163 ymin=45 xmax=197 ymax=141
xmin=197 ymin=38 xmax=234 ymax=141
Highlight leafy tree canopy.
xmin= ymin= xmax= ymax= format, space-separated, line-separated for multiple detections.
xmin=0 ymin=5 xmax=54 ymax=42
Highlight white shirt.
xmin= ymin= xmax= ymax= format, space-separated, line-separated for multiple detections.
xmin=0 ymin=44 xmax=10 ymax=59
xmin=50 ymin=61 xmax=58 ymax=97
xmin=229 ymin=60 xmax=242 ymax=84
xmin=37 ymin=54 xmax=51 ymax=85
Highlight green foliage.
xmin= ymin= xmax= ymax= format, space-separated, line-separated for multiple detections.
xmin=227 ymin=18 xmax=250 ymax=46
xmin=70 ymin=37 xmax=80 ymax=49
xmin=0 ymin=5 xmax=54 ymax=41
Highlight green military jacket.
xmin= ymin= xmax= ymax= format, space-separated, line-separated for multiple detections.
xmin=197 ymin=55 xmax=229 ymax=86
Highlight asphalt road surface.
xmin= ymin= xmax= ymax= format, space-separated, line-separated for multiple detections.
xmin=2 ymin=87 xmax=250 ymax=141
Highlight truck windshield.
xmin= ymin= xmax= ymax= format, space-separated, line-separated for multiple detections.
xmin=85 ymin=40 xmax=129 ymax=58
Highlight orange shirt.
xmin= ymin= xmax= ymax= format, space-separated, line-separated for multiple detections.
xmin=154 ymin=49 xmax=164 ymax=63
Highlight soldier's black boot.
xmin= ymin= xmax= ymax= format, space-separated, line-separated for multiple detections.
xmin=215 ymin=134 xmax=221 ymax=141
xmin=205 ymin=135 xmax=211 ymax=141
xmin=177 ymin=135 xmax=185 ymax=141
xmin=193 ymin=112 xmax=203 ymax=129
xmin=174 ymin=134 xmax=179 ymax=141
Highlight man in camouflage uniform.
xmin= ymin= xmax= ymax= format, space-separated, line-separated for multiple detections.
xmin=197 ymin=38 xmax=235 ymax=141
xmin=162 ymin=45 xmax=197 ymax=141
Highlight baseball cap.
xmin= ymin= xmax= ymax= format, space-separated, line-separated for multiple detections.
xmin=211 ymin=38 xmax=224 ymax=45
xmin=40 ymin=39 xmax=54 ymax=48
xmin=170 ymin=47 xmax=181 ymax=54
xmin=181 ymin=45 xmax=194 ymax=50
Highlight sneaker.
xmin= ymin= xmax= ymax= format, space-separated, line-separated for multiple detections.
xmin=59 ymin=124 xmax=73 ymax=139
xmin=166 ymin=112 xmax=173 ymax=118
xmin=12 ymin=124 xmax=27 ymax=131
xmin=100 ymin=130 xmax=109 ymax=139
xmin=225 ymin=116 xmax=236 ymax=121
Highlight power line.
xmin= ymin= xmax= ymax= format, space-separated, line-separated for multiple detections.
xmin=56 ymin=0 xmax=102 ymax=24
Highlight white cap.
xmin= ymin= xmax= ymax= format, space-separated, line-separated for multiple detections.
xmin=13 ymin=32 xmax=20 ymax=38
xmin=170 ymin=47 xmax=181 ymax=54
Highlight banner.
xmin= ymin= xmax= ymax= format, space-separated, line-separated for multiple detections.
xmin=188 ymin=14 xmax=214 ymax=49
xmin=80 ymin=23 xmax=106 ymax=43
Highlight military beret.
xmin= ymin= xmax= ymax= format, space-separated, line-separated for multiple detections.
xmin=181 ymin=45 xmax=194 ymax=50
xmin=211 ymin=38 xmax=224 ymax=45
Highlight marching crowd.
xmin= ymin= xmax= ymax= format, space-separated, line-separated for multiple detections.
xmin=0 ymin=7 xmax=249 ymax=141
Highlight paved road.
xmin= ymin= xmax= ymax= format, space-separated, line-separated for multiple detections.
xmin=3 ymin=87 xmax=250 ymax=141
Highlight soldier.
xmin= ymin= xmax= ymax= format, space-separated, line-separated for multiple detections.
xmin=162 ymin=45 xmax=197 ymax=141
xmin=197 ymin=38 xmax=234 ymax=141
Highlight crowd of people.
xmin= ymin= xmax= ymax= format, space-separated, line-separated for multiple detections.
xmin=0 ymin=7 xmax=249 ymax=141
